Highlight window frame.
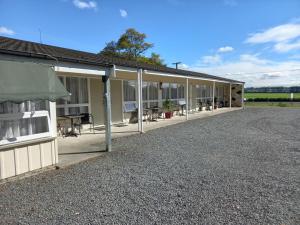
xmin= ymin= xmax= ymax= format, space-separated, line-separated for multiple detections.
xmin=56 ymin=75 xmax=90 ymax=116
xmin=0 ymin=108 xmax=52 ymax=146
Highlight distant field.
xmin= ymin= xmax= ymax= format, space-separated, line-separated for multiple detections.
xmin=245 ymin=92 xmax=300 ymax=99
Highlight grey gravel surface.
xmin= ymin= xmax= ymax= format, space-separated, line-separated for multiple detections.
xmin=1 ymin=108 xmax=299 ymax=225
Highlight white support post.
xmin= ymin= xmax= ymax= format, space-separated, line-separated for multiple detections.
xmin=49 ymin=101 xmax=57 ymax=138
xmin=185 ymin=78 xmax=189 ymax=120
xmin=103 ymin=75 xmax=112 ymax=152
xmin=212 ymin=81 xmax=215 ymax=112
xmin=229 ymin=83 xmax=232 ymax=108
xmin=242 ymin=84 xmax=245 ymax=109
xmin=121 ymin=80 xmax=124 ymax=122
xmin=137 ymin=69 xmax=144 ymax=133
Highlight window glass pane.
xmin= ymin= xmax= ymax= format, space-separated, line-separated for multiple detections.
xmin=57 ymin=76 xmax=65 ymax=105
xmin=170 ymin=83 xmax=177 ymax=99
xmin=149 ymin=82 xmax=158 ymax=100
xmin=0 ymin=101 xmax=47 ymax=114
xmin=162 ymin=83 xmax=169 ymax=99
xmin=178 ymin=84 xmax=185 ymax=99
xmin=68 ymin=106 xmax=88 ymax=115
xmin=56 ymin=108 xmax=65 ymax=116
xmin=66 ymin=77 xmax=88 ymax=104
xmin=124 ymin=80 xmax=136 ymax=102
xmin=142 ymin=82 xmax=148 ymax=101
xmin=0 ymin=117 xmax=49 ymax=141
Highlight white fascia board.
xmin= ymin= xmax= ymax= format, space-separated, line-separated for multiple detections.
xmin=115 ymin=65 xmax=138 ymax=73
xmin=55 ymin=66 xmax=106 ymax=76
xmin=144 ymin=70 xmax=227 ymax=83
xmin=116 ymin=67 xmax=243 ymax=84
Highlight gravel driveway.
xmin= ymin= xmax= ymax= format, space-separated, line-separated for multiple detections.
xmin=1 ymin=108 xmax=299 ymax=225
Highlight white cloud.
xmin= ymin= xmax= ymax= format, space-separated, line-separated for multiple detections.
xmin=73 ymin=0 xmax=97 ymax=10
xmin=190 ymin=54 xmax=300 ymax=87
xmin=0 ymin=26 xmax=15 ymax=35
xmin=217 ymin=46 xmax=234 ymax=53
xmin=224 ymin=0 xmax=237 ymax=7
xmin=201 ymin=54 xmax=222 ymax=65
xmin=239 ymin=54 xmax=270 ymax=65
xmin=178 ymin=63 xmax=189 ymax=69
xmin=120 ymin=9 xmax=128 ymax=18
xmin=246 ymin=22 xmax=300 ymax=53
xmin=246 ymin=23 xmax=300 ymax=44
xmin=274 ymin=39 xmax=300 ymax=52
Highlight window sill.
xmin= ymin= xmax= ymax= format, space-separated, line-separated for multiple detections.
xmin=0 ymin=136 xmax=56 ymax=151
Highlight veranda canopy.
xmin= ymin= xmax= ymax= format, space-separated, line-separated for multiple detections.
xmin=0 ymin=60 xmax=69 ymax=103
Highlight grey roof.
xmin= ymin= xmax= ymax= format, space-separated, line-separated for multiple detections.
xmin=0 ymin=36 xmax=244 ymax=83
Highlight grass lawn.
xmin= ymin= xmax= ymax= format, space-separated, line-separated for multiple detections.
xmin=245 ymin=92 xmax=300 ymax=99
xmin=245 ymin=101 xmax=300 ymax=108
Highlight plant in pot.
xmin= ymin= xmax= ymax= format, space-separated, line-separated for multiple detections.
xmin=163 ymin=99 xmax=173 ymax=119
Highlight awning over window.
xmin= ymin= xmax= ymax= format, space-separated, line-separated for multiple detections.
xmin=0 ymin=60 xmax=70 ymax=103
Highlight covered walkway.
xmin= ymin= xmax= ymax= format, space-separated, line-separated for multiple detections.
xmin=58 ymin=107 xmax=241 ymax=167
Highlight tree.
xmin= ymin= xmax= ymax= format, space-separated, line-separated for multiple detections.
xmin=100 ymin=28 xmax=165 ymax=66
xmin=117 ymin=28 xmax=153 ymax=59
xmin=101 ymin=41 xmax=119 ymax=57
xmin=149 ymin=53 xmax=164 ymax=65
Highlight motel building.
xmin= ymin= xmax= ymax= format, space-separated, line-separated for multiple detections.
xmin=0 ymin=36 xmax=245 ymax=180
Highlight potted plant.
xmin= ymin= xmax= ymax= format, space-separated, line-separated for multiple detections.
xmin=163 ymin=99 xmax=173 ymax=119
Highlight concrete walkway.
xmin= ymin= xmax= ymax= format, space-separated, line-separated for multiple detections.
xmin=58 ymin=107 xmax=241 ymax=167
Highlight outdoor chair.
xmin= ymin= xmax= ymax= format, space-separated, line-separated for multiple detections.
xmin=178 ymin=100 xmax=186 ymax=116
xmin=206 ymin=100 xmax=212 ymax=111
xmin=123 ymin=102 xmax=138 ymax=123
xmin=74 ymin=113 xmax=95 ymax=135
xmin=198 ymin=101 xmax=203 ymax=111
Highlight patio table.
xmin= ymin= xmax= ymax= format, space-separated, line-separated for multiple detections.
xmin=63 ymin=114 xmax=84 ymax=137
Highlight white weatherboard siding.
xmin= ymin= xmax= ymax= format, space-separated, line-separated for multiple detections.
xmin=0 ymin=139 xmax=57 ymax=179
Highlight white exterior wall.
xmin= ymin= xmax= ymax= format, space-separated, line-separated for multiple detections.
xmin=90 ymin=78 xmax=123 ymax=126
xmin=0 ymin=139 xmax=58 ymax=180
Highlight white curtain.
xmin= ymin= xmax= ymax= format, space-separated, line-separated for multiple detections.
xmin=57 ymin=77 xmax=89 ymax=115
xmin=162 ymin=83 xmax=169 ymax=99
xmin=170 ymin=84 xmax=177 ymax=100
xmin=124 ymin=80 xmax=136 ymax=102
xmin=142 ymin=82 xmax=148 ymax=101
xmin=178 ymin=84 xmax=185 ymax=99
xmin=149 ymin=82 xmax=159 ymax=107
xmin=0 ymin=101 xmax=48 ymax=141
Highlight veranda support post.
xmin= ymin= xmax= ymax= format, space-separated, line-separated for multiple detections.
xmin=212 ymin=81 xmax=215 ymax=111
xmin=229 ymin=83 xmax=232 ymax=108
xmin=102 ymin=74 xmax=112 ymax=152
xmin=185 ymin=78 xmax=189 ymax=120
xmin=137 ymin=68 xmax=144 ymax=133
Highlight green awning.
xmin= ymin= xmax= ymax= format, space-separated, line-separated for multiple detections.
xmin=0 ymin=60 xmax=70 ymax=103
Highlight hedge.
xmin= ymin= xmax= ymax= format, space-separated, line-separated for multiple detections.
xmin=246 ymin=98 xmax=300 ymax=102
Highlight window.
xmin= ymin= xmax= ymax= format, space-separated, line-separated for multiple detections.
xmin=0 ymin=101 xmax=51 ymax=146
xmin=162 ymin=83 xmax=169 ymax=100
xmin=216 ymin=86 xmax=224 ymax=101
xmin=170 ymin=84 xmax=178 ymax=100
xmin=123 ymin=80 xmax=136 ymax=102
xmin=142 ymin=82 xmax=148 ymax=101
xmin=145 ymin=82 xmax=159 ymax=108
xmin=56 ymin=76 xmax=89 ymax=116
xmin=178 ymin=84 xmax=185 ymax=99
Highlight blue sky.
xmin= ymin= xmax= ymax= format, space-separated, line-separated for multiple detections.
xmin=1 ymin=0 xmax=300 ymax=87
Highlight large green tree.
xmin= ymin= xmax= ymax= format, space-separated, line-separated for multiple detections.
xmin=100 ymin=28 xmax=165 ymax=66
